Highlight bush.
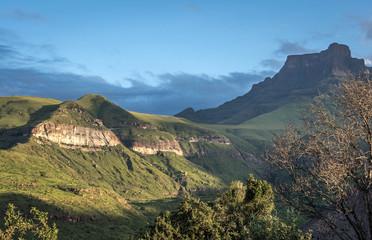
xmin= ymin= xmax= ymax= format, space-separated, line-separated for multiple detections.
xmin=135 ymin=175 xmax=311 ymax=240
xmin=0 ymin=204 xmax=58 ymax=240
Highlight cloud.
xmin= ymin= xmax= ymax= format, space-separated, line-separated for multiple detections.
xmin=0 ymin=44 xmax=18 ymax=57
xmin=111 ymin=71 xmax=272 ymax=114
xmin=365 ymin=59 xmax=372 ymax=66
xmin=0 ymin=41 xmax=87 ymax=73
xmin=274 ymin=40 xmax=312 ymax=56
xmin=259 ymin=40 xmax=314 ymax=71
xmin=260 ymin=58 xmax=284 ymax=70
xmin=0 ymin=27 xmax=270 ymax=116
xmin=9 ymin=9 xmax=47 ymax=22
xmin=0 ymin=67 xmax=271 ymax=115
xmin=345 ymin=14 xmax=372 ymax=41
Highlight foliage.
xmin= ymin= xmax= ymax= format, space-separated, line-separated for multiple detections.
xmin=265 ymin=74 xmax=372 ymax=240
xmin=0 ymin=204 xmax=58 ymax=240
xmin=136 ymin=175 xmax=311 ymax=240
xmin=0 ymin=94 xmax=253 ymax=239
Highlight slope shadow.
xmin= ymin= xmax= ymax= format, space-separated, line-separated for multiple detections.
xmin=0 ymin=193 xmax=139 ymax=240
xmin=0 ymin=104 xmax=59 ymax=149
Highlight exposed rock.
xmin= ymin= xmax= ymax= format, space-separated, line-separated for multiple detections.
xmin=176 ymin=43 xmax=370 ymax=124
xmin=130 ymin=135 xmax=231 ymax=156
xmin=32 ymin=122 xmax=121 ymax=149
xmin=177 ymin=135 xmax=231 ymax=145
xmin=131 ymin=139 xmax=184 ymax=156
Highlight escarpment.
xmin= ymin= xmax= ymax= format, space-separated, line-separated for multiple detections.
xmin=176 ymin=43 xmax=370 ymax=124
xmin=131 ymin=139 xmax=184 ymax=156
xmin=129 ymin=135 xmax=231 ymax=157
xmin=177 ymin=135 xmax=231 ymax=145
xmin=32 ymin=122 xmax=121 ymax=149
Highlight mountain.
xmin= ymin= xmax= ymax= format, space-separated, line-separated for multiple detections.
xmin=176 ymin=43 xmax=370 ymax=124
xmin=0 ymin=94 xmax=259 ymax=239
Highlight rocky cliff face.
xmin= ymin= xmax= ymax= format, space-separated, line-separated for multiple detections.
xmin=130 ymin=135 xmax=231 ymax=156
xmin=177 ymin=136 xmax=231 ymax=145
xmin=131 ymin=139 xmax=184 ymax=156
xmin=32 ymin=122 xmax=121 ymax=150
xmin=176 ymin=43 xmax=370 ymax=124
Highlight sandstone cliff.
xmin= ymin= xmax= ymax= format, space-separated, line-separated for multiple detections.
xmin=32 ymin=122 xmax=121 ymax=150
xmin=131 ymin=139 xmax=184 ymax=156
xmin=177 ymin=136 xmax=231 ymax=145
xmin=130 ymin=135 xmax=231 ymax=156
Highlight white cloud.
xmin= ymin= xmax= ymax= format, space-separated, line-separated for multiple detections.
xmin=365 ymin=59 xmax=372 ymax=66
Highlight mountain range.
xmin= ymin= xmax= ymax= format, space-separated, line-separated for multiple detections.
xmin=0 ymin=43 xmax=370 ymax=239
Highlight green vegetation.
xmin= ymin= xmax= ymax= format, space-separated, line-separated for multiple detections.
xmin=135 ymin=175 xmax=312 ymax=240
xmin=0 ymin=95 xmax=264 ymax=239
xmin=201 ymin=101 xmax=307 ymax=155
xmin=0 ymin=204 xmax=58 ymax=240
xmin=131 ymin=111 xmax=221 ymax=138
xmin=77 ymin=94 xmax=143 ymax=128
xmin=0 ymin=93 xmax=307 ymax=239
xmin=266 ymin=76 xmax=372 ymax=239
xmin=0 ymin=96 xmax=61 ymax=129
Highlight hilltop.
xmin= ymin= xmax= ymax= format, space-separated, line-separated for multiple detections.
xmin=0 ymin=94 xmax=259 ymax=239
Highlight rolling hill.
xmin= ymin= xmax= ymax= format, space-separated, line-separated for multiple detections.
xmin=1 ymin=42 xmax=370 ymax=239
xmin=0 ymin=94 xmax=260 ymax=239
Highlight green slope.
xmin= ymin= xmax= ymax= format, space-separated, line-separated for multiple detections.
xmin=201 ymin=101 xmax=307 ymax=155
xmin=0 ymin=96 xmax=61 ymax=129
xmin=77 ymin=94 xmax=143 ymax=128
xmin=131 ymin=111 xmax=262 ymax=182
xmin=0 ymin=95 xmax=263 ymax=239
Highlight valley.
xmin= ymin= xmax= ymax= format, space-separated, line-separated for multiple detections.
xmin=0 ymin=43 xmax=371 ymax=239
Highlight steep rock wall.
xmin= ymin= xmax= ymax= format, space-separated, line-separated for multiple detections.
xmin=130 ymin=135 xmax=231 ymax=156
xmin=131 ymin=139 xmax=184 ymax=156
xmin=32 ymin=122 xmax=121 ymax=149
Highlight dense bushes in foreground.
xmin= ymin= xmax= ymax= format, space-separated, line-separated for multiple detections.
xmin=0 ymin=204 xmax=58 ymax=240
xmin=135 ymin=175 xmax=311 ymax=240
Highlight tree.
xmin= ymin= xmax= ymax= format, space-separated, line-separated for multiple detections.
xmin=265 ymin=74 xmax=372 ymax=240
xmin=213 ymin=175 xmax=275 ymax=238
xmin=136 ymin=175 xmax=311 ymax=240
xmin=0 ymin=204 xmax=58 ymax=240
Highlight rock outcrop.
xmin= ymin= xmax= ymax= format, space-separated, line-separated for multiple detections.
xmin=32 ymin=122 xmax=121 ymax=149
xmin=131 ymin=139 xmax=184 ymax=156
xmin=178 ymin=135 xmax=231 ymax=145
xmin=130 ymin=135 xmax=231 ymax=157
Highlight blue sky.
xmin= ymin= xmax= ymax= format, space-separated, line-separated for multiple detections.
xmin=1 ymin=0 xmax=372 ymax=115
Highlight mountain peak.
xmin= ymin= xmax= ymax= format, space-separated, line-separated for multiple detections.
xmin=176 ymin=43 xmax=369 ymax=124
xmin=323 ymin=42 xmax=351 ymax=58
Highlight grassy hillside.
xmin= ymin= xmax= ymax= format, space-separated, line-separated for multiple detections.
xmin=131 ymin=111 xmax=262 ymax=182
xmin=0 ymin=96 xmax=61 ymax=129
xmin=202 ymin=101 xmax=307 ymax=155
xmin=77 ymin=94 xmax=144 ymax=128
xmin=0 ymin=95 xmax=263 ymax=239
xmin=0 ymin=140 xmax=186 ymax=239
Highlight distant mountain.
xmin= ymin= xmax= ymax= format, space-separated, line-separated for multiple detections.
xmin=176 ymin=43 xmax=370 ymax=124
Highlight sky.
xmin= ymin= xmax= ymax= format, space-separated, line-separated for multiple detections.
xmin=1 ymin=0 xmax=372 ymax=115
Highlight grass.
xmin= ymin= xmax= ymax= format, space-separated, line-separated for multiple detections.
xmin=0 ymin=96 xmax=61 ymax=129
xmin=77 ymin=94 xmax=143 ymax=128
xmin=1 ymin=94 xmax=297 ymax=239
xmin=201 ymin=101 xmax=308 ymax=155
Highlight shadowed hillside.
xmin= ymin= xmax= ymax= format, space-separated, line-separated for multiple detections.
xmin=176 ymin=43 xmax=370 ymax=124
